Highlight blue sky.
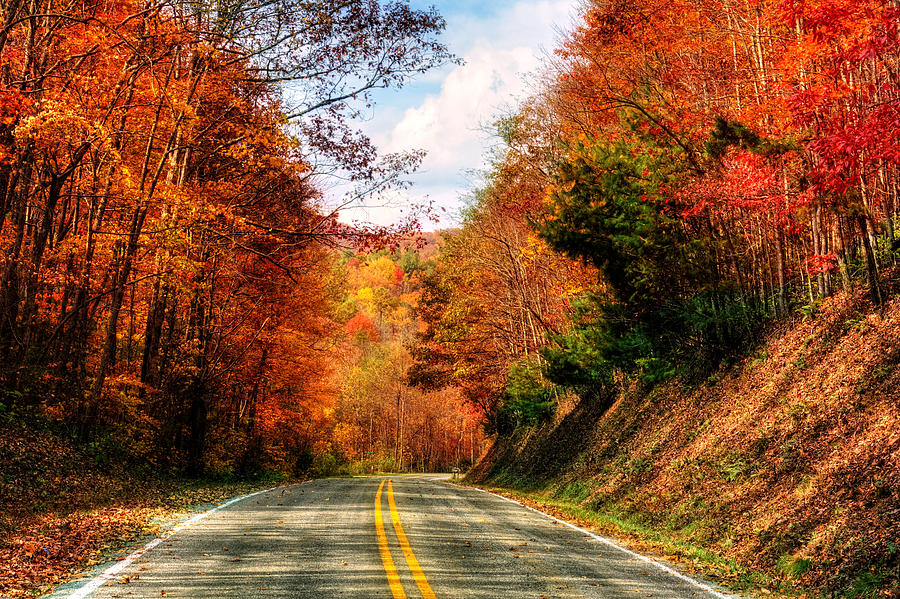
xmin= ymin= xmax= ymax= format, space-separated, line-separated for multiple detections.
xmin=334 ymin=0 xmax=578 ymax=229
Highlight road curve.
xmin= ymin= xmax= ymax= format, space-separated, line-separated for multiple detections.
xmin=65 ymin=475 xmax=733 ymax=599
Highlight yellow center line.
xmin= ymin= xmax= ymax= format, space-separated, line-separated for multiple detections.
xmin=387 ymin=480 xmax=438 ymax=599
xmin=375 ymin=479 xmax=407 ymax=598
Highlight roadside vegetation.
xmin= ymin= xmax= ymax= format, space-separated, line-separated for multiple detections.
xmin=412 ymin=1 xmax=900 ymax=597
xmin=0 ymin=413 xmax=291 ymax=596
xmin=466 ymin=282 xmax=900 ymax=598
xmin=3 ymin=0 xmax=900 ymax=596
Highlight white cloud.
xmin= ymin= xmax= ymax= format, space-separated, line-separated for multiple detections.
xmin=386 ymin=44 xmax=537 ymax=167
xmin=337 ymin=0 xmax=577 ymax=228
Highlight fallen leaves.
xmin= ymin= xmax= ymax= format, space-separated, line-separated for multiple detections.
xmin=471 ymin=292 xmax=900 ymax=597
xmin=0 ymin=434 xmax=284 ymax=599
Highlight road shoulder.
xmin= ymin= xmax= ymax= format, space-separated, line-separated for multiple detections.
xmin=456 ymin=481 xmax=786 ymax=599
xmin=37 ymin=480 xmax=295 ymax=599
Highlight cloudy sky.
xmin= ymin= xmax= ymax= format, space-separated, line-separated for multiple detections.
xmin=334 ymin=0 xmax=578 ymax=229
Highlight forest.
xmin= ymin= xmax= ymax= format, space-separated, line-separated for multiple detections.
xmin=0 ymin=0 xmax=481 ymax=478
xmin=414 ymin=0 xmax=900 ymax=430
xmin=2 ymin=0 xmax=900 ymax=595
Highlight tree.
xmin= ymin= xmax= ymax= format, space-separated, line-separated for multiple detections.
xmin=0 ymin=0 xmax=458 ymax=474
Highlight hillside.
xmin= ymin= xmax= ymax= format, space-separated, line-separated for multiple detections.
xmin=470 ymin=282 xmax=900 ymax=597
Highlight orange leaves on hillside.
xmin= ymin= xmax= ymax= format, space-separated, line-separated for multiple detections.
xmin=346 ymin=313 xmax=380 ymax=343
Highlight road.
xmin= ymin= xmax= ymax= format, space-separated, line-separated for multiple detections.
xmin=65 ymin=475 xmax=733 ymax=599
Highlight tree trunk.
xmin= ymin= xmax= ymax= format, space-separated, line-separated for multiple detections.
xmin=85 ymin=204 xmax=148 ymax=430
xmin=775 ymin=231 xmax=787 ymax=315
xmin=859 ymin=215 xmax=883 ymax=305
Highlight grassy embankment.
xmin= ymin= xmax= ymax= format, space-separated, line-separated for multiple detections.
xmin=469 ymin=283 xmax=900 ymax=598
xmin=0 ymin=421 xmax=290 ymax=597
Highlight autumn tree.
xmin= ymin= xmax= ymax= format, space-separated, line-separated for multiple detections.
xmin=332 ymin=246 xmax=482 ymax=472
xmin=411 ymin=107 xmax=593 ymax=431
xmin=0 ymin=0 xmax=456 ymax=474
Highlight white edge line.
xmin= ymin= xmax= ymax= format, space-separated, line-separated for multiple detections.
xmin=466 ymin=484 xmax=736 ymax=599
xmin=65 ymin=485 xmax=283 ymax=599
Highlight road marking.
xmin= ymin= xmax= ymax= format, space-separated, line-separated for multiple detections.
xmin=63 ymin=485 xmax=281 ymax=599
xmin=470 ymin=485 xmax=735 ymax=599
xmin=375 ymin=479 xmax=407 ymax=599
xmin=387 ymin=480 xmax=438 ymax=599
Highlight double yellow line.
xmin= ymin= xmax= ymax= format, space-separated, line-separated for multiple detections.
xmin=374 ymin=479 xmax=437 ymax=599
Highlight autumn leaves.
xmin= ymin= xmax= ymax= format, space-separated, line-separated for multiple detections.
xmin=411 ymin=0 xmax=900 ymax=428
xmin=0 ymin=1 xmax=454 ymax=473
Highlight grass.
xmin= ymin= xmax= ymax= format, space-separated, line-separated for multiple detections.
xmin=777 ymin=555 xmax=813 ymax=580
xmin=467 ymin=480 xmax=811 ymax=598
xmin=848 ymin=572 xmax=884 ymax=599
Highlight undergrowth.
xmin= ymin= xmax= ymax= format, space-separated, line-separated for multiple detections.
xmin=470 ymin=283 xmax=900 ymax=599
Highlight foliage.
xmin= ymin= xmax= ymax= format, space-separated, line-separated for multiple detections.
xmin=540 ymin=140 xmax=695 ymax=310
xmin=333 ymin=245 xmax=483 ymax=472
xmin=0 ymin=0 xmax=454 ymax=475
xmin=409 ymin=105 xmax=595 ymax=431
xmin=538 ymin=139 xmax=764 ymax=386
xmin=496 ymin=359 xmax=556 ymax=432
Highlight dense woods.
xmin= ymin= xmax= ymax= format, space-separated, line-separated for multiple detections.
xmin=333 ymin=244 xmax=482 ymax=473
xmin=4 ymin=0 xmax=896 ymax=479
xmin=0 ymin=0 xmax=473 ymax=476
xmin=2 ymin=0 xmax=900 ymax=594
xmin=416 ymin=0 xmax=900 ymax=426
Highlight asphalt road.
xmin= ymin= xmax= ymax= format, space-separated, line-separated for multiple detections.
xmin=68 ymin=475 xmax=733 ymax=599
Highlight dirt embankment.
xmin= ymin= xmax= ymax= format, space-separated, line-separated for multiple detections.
xmin=471 ymin=287 xmax=900 ymax=597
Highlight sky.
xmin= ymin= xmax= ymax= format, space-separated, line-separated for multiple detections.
xmin=334 ymin=0 xmax=579 ymax=230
